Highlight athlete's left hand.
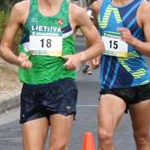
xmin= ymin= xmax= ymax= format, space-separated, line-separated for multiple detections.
xmin=90 ymin=56 xmax=101 ymax=70
xmin=63 ymin=54 xmax=82 ymax=70
xmin=117 ymin=27 xmax=136 ymax=45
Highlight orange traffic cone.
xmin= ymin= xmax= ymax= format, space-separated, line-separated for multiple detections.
xmin=82 ymin=132 xmax=96 ymax=150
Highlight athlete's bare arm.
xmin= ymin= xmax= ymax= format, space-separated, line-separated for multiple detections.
xmin=87 ymin=0 xmax=102 ymax=70
xmin=0 ymin=0 xmax=32 ymax=68
xmin=118 ymin=1 xmax=150 ymax=57
xmin=91 ymin=0 xmax=101 ymax=28
xmin=63 ymin=4 xmax=104 ymax=70
xmin=72 ymin=4 xmax=104 ymax=61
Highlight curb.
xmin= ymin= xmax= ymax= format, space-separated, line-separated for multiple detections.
xmin=0 ymin=69 xmax=98 ymax=114
xmin=0 ymin=71 xmax=99 ymax=114
xmin=0 ymin=90 xmax=21 ymax=114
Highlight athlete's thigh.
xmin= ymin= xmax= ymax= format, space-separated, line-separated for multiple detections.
xmin=129 ymin=99 xmax=150 ymax=134
xmin=49 ymin=114 xmax=74 ymax=147
xmin=98 ymin=94 xmax=126 ymax=131
xmin=22 ymin=118 xmax=49 ymax=150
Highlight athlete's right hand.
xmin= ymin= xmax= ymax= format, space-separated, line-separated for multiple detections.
xmin=17 ymin=52 xmax=32 ymax=68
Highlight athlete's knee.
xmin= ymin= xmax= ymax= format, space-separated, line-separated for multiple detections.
xmin=23 ymin=145 xmax=43 ymax=150
xmin=98 ymin=127 xmax=113 ymax=145
xmin=49 ymin=141 xmax=68 ymax=150
xmin=133 ymin=131 xmax=150 ymax=146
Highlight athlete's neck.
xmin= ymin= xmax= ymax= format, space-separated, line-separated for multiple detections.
xmin=111 ymin=0 xmax=133 ymax=7
xmin=38 ymin=0 xmax=64 ymax=16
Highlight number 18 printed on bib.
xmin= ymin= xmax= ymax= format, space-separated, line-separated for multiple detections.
xmin=30 ymin=35 xmax=62 ymax=57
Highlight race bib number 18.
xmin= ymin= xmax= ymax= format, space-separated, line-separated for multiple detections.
xmin=30 ymin=35 xmax=63 ymax=56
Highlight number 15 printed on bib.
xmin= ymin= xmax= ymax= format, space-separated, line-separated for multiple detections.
xmin=102 ymin=35 xmax=128 ymax=58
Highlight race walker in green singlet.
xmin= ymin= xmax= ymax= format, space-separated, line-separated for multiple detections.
xmin=0 ymin=0 xmax=104 ymax=149
xmin=18 ymin=0 xmax=76 ymax=84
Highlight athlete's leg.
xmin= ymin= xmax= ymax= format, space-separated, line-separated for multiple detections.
xmin=129 ymin=99 xmax=150 ymax=150
xmin=22 ymin=118 xmax=49 ymax=150
xmin=98 ymin=94 xmax=126 ymax=150
xmin=48 ymin=114 xmax=74 ymax=150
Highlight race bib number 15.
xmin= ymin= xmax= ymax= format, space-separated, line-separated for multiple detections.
xmin=102 ymin=36 xmax=128 ymax=57
xmin=30 ymin=35 xmax=63 ymax=56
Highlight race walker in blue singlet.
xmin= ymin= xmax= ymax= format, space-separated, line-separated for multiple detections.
xmin=98 ymin=0 xmax=150 ymax=89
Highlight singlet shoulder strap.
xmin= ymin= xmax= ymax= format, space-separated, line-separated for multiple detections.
xmin=29 ymin=0 xmax=38 ymax=13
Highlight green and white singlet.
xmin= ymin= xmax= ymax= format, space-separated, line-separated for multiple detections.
xmin=18 ymin=0 xmax=76 ymax=84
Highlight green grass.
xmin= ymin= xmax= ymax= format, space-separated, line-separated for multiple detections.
xmin=0 ymin=10 xmax=21 ymax=54
xmin=0 ymin=11 xmax=9 ymax=39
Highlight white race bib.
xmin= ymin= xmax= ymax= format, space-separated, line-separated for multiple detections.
xmin=29 ymin=35 xmax=63 ymax=56
xmin=102 ymin=36 xmax=128 ymax=57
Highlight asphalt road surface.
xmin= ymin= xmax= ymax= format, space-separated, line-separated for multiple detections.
xmin=0 ymin=35 xmax=149 ymax=150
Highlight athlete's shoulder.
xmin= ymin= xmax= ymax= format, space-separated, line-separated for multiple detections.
xmin=69 ymin=3 xmax=87 ymax=22
xmin=12 ymin=0 xmax=30 ymax=13
xmin=91 ymin=0 xmax=102 ymax=14
xmin=92 ymin=0 xmax=102 ymax=7
xmin=139 ymin=0 xmax=150 ymax=12
xmin=69 ymin=3 xmax=86 ymax=16
xmin=138 ymin=0 xmax=150 ymax=23
xmin=10 ymin=0 xmax=30 ymax=24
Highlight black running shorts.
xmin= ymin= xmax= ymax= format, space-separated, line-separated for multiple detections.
xmin=20 ymin=78 xmax=78 ymax=124
xmin=99 ymin=83 xmax=150 ymax=105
